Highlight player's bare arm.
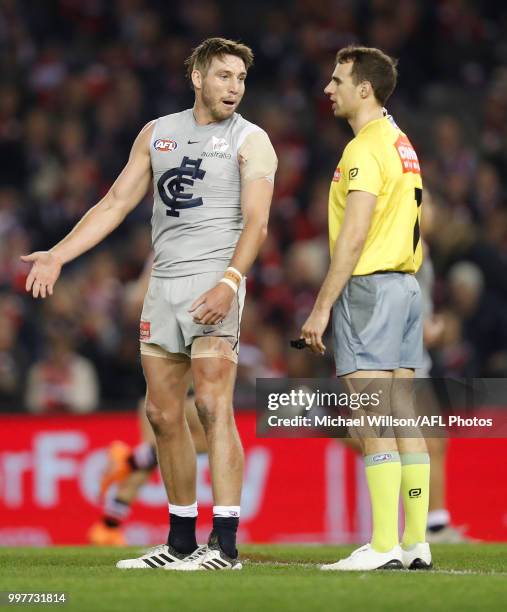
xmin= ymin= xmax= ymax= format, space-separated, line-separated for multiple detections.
xmin=190 ymin=130 xmax=277 ymax=326
xmin=300 ymin=190 xmax=376 ymax=354
xmin=21 ymin=121 xmax=155 ymax=299
xmin=189 ymin=177 xmax=274 ymax=325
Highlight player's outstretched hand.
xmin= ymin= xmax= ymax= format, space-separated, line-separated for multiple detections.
xmin=20 ymin=251 xmax=63 ymax=299
xmin=300 ymin=307 xmax=330 ymax=355
xmin=189 ymin=283 xmax=235 ymax=326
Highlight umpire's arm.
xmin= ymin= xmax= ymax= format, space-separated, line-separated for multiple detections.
xmin=300 ymin=190 xmax=376 ymax=354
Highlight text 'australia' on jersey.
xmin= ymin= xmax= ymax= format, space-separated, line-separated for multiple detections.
xmin=328 ymin=115 xmax=423 ymax=275
xmin=149 ymin=109 xmax=273 ymax=278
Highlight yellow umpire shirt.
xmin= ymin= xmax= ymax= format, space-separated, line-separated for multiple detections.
xmin=329 ymin=115 xmax=423 ymax=275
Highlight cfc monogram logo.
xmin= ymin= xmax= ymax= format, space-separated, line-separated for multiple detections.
xmin=157 ymin=156 xmax=206 ymax=217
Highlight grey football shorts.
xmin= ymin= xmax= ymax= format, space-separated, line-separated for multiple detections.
xmin=332 ymin=272 xmax=423 ymax=376
xmin=140 ymin=270 xmax=245 ymax=360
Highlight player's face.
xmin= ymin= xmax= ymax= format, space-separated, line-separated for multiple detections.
xmin=324 ymin=61 xmax=362 ymax=119
xmin=200 ymin=55 xmax=247 ymax=121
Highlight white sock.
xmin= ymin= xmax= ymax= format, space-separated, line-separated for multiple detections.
xmin=213 ymin=505 xmax=240 ymax=518
xmin=169 ymin=502 xmax=198 ymax=518
xmin=427 ymin=508 xmax=450 ymax=528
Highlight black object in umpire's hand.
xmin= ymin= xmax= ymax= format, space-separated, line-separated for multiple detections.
xmin=290 ymin=338 xmax=308 ymax=350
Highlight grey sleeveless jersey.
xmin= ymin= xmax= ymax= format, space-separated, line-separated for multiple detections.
xmin=149 ymin=109 xmax=264 ymax=277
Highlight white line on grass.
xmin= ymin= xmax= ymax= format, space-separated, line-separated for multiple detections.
xmin=245 ymin=560 xmax=507 ymax=576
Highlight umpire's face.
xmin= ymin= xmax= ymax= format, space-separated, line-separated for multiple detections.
xmin=325 ymin=61 xmax=363 ymax=120
xmin=197 ymin=54 xmax=247 ymax=122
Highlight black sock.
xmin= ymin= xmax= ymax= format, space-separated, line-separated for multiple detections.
xmin=167 ymin=514 xmax=197 ymax=554
xmin=212 ymin=516 xmax=239 ymax=559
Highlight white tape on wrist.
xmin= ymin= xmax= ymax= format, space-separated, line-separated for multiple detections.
xmin=219 ymin=277 xmax=238 ymax=293
xmin=226 ymin=266 xmax=242 ymax=281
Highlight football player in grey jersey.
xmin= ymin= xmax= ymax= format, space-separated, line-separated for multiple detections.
xmin=22 ymin=37 xmax=278 ymax=571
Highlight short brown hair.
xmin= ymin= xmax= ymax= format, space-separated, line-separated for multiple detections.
xmin=336 ymin=45 xmax=398 ymax=106
xmin=185 ymin=37 xmax=254 ymax=81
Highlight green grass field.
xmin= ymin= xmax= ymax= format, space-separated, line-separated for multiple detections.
xmin=1 ymin=544 xmax=506 ymax=612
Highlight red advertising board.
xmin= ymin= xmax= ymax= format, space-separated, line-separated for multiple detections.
xmin=0 ymin=412 xmax=505 ymax=545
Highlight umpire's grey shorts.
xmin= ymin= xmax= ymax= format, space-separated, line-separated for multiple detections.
xmin=139 ymin=271 xmax=245 ymax=361
xmin=332 ymin=272 xmax=423 ymax=376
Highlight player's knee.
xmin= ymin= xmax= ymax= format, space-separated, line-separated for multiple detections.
xmin=145 ymin=401 xmax=165 ymax=434
xmin=145 ymin=400 xmax=183 ymax=437
xmin=194 ymin=390 xmax=231 ymax=433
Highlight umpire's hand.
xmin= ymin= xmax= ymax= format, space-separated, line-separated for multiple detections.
xmin=300 ymin=307 xmax=330 ymax=355
xmin=189 ymin=283 xmax=235 ymax=326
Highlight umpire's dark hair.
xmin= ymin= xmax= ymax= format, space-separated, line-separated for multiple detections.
xmin=336 ymin=45 xmax=398 ymax=106
xmin=185 ymin=37 xmax=254 ymax=82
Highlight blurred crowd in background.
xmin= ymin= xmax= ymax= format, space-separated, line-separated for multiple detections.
xmin=1 ymin=0 xmax=507 ymax=413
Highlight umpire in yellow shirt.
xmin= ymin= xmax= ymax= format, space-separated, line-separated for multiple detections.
xmin=301 ymin=46 xmax=432 ymax=571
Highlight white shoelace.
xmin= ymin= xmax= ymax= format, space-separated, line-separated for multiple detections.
xmin=200 ymin=547 xmax=222 ymax=563
xmin=182 ymin=545 xmax=207 ymax=563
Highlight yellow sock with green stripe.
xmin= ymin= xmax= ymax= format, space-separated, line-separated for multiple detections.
xmin=364 ymin=451 xmax=401 ymax=553
xmin=400 ymin=452 xmax=430 ymax=547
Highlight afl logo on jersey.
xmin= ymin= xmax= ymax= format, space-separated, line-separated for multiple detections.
xmin=154 ymin=139 xmax=178 ymax=152
xmin=332 ymin=167 xmax=341 ymax=182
